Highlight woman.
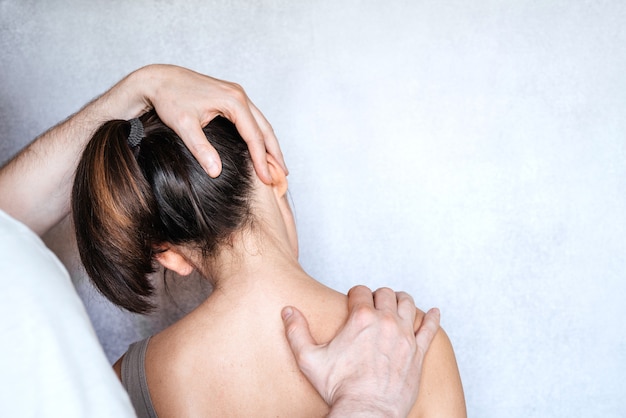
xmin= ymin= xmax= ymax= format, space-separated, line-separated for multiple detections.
xmin=72 ymin=111 xmax=466 ymax=417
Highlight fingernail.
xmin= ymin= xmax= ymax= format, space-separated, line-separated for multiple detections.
xmin=282 ymin=307 xmax=293 ymax=320
xmin=206 ymin=158 xmax=219 ymax=178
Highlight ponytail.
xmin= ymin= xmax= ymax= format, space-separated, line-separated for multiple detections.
xmin=72 ymin=119 xmax=159 ymax=313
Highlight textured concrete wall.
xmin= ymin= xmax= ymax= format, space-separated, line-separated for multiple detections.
xmin=1 ymin=1 xmax=625 ymax=416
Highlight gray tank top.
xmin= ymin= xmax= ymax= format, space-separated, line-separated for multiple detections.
xmin=121 ymin=337 xmax=158 ymax=418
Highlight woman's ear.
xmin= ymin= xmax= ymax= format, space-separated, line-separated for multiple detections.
xmin=267 ymin=154 xmax=288 ymax=198
xmin=266 ymin=154 xmax=298 ymax=257
xmin=154 ymin=246 xmax=194 ymax=276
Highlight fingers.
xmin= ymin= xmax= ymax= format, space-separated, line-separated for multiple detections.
xmin=282 ymin=306 xmax=317 ymax=370
xmin=415 ymin=308 xmax=440 ymax=354
xmin=347 ymin=285 xmax=375 ymax=312
xmin=349 ymin=286 xmax=420 ymax=324
xmin=396 ymin=291 xmax=417 ymax=323
xmin=373 ymin=287 xmax=399 ymax=313
xmin=148 ymin=66 xmax=284 ymax=184
xmin=227 ymin=101 xmax=272 ymax=184
xmin=248 ymin=102 xmax=288 ymax=175
xmin=176 ymin=119 xmax=222 ymax=177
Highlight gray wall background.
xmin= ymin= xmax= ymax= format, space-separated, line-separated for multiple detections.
xmin=1 ymin=1 xmax=625 ymax=416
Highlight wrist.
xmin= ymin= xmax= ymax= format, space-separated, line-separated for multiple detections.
xmin=134 ymin=63 xmax=184 ymax=117
xmin=95 ymin=65 xmax=156 ymax=122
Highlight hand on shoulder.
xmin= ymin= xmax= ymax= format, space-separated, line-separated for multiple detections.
xmin=283 ymin=285 xmax=466 ymax=417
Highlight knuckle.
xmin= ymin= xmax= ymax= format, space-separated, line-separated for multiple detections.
xmin=175 ymin=111 xmax=196 ymax=129
xmin=249 ymin=128 xmax=265 ymax=145
xmin=227 ymin=81 xmax=243 ymax=91
xmin=374 ymin=287 xmax=396 ymax=302
xmin=224 ymin=82 xmax=247 ymax=100
xmin=348 ymin=284 xmax=371 ymax=294
xmin=285 ymin=320 xmax=300 ymax=339
xmin=396 ymin=291 xmax=414 ymax=304
xmin=379 ymin=311 xmax=400 ymax=329
xmin=375 ymin=286 xmax=395 ymax=295
xmin=261 ymin=124 xmax=275 ymax=139
xmin=351 ymin=304 xmax=377 ymax=326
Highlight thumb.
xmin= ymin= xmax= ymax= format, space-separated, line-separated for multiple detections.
xmin=415 ymin=308 xmax=440 ymax=356
xmin=282 ymin=306 xmax=317 ymax=365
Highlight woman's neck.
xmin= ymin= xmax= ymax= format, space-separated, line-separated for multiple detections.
xmin=193 ymin=177 xmax=322 ymax=303
xmin=198 ymin=226 xmax=312 ymax=299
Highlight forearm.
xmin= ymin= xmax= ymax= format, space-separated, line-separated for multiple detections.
xmin=0 ymin=67 xmax=154 ymax=235
xmin=0 ymin=64 xmax=284 ymax=235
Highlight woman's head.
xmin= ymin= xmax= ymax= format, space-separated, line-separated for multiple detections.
xmin=72 ymin=112 xmax=254 ymax=313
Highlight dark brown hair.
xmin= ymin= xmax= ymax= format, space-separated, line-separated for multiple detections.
xmin=72 ymin=112 xmax=253 ymax=313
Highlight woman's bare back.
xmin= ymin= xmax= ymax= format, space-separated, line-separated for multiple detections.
xmin=145 ymin=275 xmax=348 ymax=417
xmin=115 ymin=271 xmax=465 ymax=417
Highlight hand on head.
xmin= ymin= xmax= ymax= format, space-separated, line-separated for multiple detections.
xmin=281 ymin=285 xmax=441 ymax=417
xmin=145 ymin=65 xmax=287 ymax=183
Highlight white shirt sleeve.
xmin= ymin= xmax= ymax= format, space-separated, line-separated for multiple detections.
xmin=0 ymin=209 xmax=136 ymax=418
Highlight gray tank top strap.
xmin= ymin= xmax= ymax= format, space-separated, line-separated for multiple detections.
xmin=121 ymin=337 xmax=158 ymax=418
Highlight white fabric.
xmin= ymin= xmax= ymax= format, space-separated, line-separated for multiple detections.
xmin=0 ymin=209 xmax=135 ymax=417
